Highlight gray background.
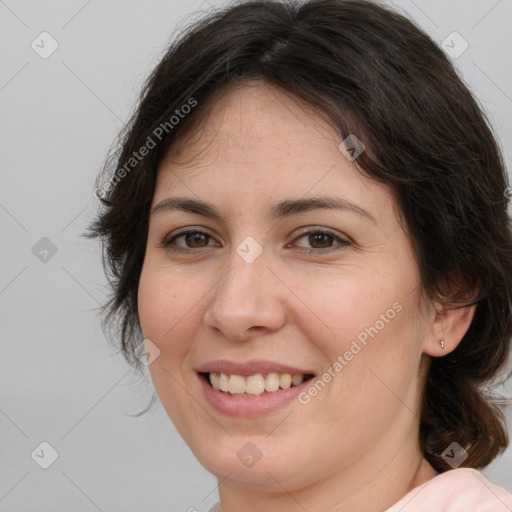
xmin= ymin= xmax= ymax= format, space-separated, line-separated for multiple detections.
xmin=1 ymin=0 xmax=511 ymax=511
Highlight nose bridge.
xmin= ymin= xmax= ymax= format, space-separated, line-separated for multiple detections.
xmin=216 ymin=242 xmax=269 ymax=309
xmin=218 ymin=231 xmax=268 ymax=294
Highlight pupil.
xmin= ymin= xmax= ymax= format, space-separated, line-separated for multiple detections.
xmin=187 ymin=233 xmax=207 ymax=247
xmin=310 ymin=233 xmax=331 ymax=248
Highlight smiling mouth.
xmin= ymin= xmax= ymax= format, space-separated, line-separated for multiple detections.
xmin=200 ymin=371 xmax=315 ymax=397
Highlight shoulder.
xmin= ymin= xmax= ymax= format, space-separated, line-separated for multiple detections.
xmin=385 ymin=468 xmax=512 ymax=512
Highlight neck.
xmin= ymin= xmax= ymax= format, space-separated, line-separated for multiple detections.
xmin=215 ymin=435 xmax=437 ymax=512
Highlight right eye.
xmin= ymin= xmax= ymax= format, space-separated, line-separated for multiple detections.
xmin=162 ymin=229 xmax=220 ymax=253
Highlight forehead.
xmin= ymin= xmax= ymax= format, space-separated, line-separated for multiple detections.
xmin=163 ymin=82 xmax=339 ymax=166
xmin=153 ymin=82 xmax=394 ymax=221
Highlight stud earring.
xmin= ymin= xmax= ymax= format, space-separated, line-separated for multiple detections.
xmin=440 ymin=339 xmax=445 ymax=349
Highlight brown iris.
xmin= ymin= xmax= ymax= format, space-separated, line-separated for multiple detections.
xmin=308 ymin=232 xmax=334 ymax=249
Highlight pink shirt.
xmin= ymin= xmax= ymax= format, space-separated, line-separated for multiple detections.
xmin=208 ymin=468 xmax=512 ymax=511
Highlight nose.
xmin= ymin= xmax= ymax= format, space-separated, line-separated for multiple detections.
xmin=203 ymin=249 xmax=287 ymax=342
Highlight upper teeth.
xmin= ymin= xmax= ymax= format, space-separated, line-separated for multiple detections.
xmin=209 ymin=372 xmax=306 ymax=395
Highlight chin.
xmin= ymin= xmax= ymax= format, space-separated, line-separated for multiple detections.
xmin=192 ymin=435 xmax=312 ymax=489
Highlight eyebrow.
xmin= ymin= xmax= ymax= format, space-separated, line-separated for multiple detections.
xmin=151 ymin=196 xmax=376 ymax=223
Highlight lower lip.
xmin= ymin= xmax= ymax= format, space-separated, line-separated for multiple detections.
xmin=198 ymin=374 xmax=313 ymax=417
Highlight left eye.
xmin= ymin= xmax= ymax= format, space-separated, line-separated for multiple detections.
xmin=291 ymin=229 xmax=350 ymax=252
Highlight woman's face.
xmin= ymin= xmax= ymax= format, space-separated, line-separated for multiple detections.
xmin=138 ymin=82 xmax=436 ymax=491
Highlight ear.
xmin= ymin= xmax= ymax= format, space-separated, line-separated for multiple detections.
xmin=422 ymin=302 xmax=477 ymax=357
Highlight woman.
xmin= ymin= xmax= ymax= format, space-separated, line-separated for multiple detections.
xmin=87 ymin=0 xmax=512 ymax=510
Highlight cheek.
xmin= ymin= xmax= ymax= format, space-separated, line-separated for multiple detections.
xmin=294 ymin=260 xmax=424 ymax=405
xmin=295 ymin=287 xmax=423 ymax=453
xmin=137 ymin=264 xmax=204 ymax=429
xmin=294 ymin=267 xmax=417 ymax=356
xmin=137 ymin=259 xmax=225 ymax=404
xmin=137 ymin=263 xmax=199 ymax=365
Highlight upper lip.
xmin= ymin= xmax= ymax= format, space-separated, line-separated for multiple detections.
xmin=195 ymin=359 xmax=315 ymax=376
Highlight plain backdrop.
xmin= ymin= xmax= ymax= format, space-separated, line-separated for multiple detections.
xmin=1 ymin=0 xmax=511 ymax=511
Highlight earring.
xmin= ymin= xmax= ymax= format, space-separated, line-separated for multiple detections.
xmin=440 ymin=339 xmax=445 ymax=349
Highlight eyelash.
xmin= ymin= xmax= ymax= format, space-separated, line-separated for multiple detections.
xmin=161 ymin=227 xmax=350 ymax=255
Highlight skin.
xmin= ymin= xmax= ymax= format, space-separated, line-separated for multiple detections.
xmin=137 ymin=81 xmax=475 ymax=512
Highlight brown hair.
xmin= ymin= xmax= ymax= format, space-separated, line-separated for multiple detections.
xmin=85 ymin=0 xmax=512 ymax=472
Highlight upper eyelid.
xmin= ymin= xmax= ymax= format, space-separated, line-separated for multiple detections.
xmin=293 ymin=226 xmax=348 ymax=239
